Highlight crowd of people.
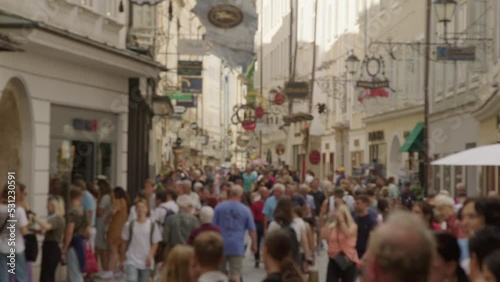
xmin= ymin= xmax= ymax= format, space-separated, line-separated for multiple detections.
xmin=1 ymin=163 xmax=500 ymax=282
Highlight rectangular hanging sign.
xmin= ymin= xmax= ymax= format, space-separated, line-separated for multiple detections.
xmin=178 ymin=61 xmax=203 ymax=76
xmin=285 ymin=82 xmax=309 ymax=99
xmin=181 ymin=77 xmax=203 ymax=94
xmin=436 ymin=46 xmax=476 ymax=61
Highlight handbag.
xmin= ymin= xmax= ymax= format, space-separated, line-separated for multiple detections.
xmin=332 ymin=230 xmax=353 ymax=271
xmin=83 ymin=241 xmax=99 ymax=274
xmin=24 ymin=233 xmax=39 ymax=262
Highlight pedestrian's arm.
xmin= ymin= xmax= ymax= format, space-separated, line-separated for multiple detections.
xmin=62 ymin=222 xmax=75 ymax=253
xmin=301 ymin=229 xmax=310 ymax=258
xmin=250 ymin=230 xmax=257 ymax=250
xmin=32 ymin=216 xmax=53 ymax=231
xmin=149 ymin=243 xmax=159 ymax=260
xmin=263 ymin=215 xmax=268 ymax=234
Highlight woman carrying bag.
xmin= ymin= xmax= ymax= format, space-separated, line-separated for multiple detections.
xmin=326 ymin=204 xmax=359 ymax=282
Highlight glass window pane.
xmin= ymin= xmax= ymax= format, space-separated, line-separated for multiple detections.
xmin=444 ymin=166 xmax=451 ymax=193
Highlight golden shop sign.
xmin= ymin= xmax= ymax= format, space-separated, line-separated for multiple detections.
xmin=285 ymin=82 xmax=309 ymax=99
xmin=208 ymin=4 xmax=244 ymax=29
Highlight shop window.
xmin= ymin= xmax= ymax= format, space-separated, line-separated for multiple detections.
xmin=454 ymin=166 xmax=463 ymax=189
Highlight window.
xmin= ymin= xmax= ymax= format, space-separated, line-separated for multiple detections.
xmin=133 ymin=5 xmax=155 ymax=28
xmin=369 ymin=143 xmax=386 ymax=165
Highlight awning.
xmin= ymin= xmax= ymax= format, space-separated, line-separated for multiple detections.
xmin=432 ymin=144 xmax=500 ymax=166
xmin=400 ymin=123 xmax=424 ymax=152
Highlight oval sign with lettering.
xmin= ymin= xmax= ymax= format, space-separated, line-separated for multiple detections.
xmin=207 ymin=4 xmax=244 ymax=29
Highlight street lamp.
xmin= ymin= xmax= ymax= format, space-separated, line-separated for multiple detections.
xmin=434 ymin=0 xmax=457 ymax=43
xmin=434 ymin=0 xmax=457 ymax=23
xmin=152 ymin=94 xmax=172 ymax=117
xmin=345 ymin=53 xmax=360 ymax=76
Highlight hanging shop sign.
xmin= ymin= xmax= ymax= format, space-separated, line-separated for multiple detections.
xmin=181 ymin=77 xmax=203 ymax=94
xmin=309 ymin=150 xmax=321 ymax=165
xmin=207 ymin=4 xmax=244 ymax=29
xmin=178 ymin=39 xmax=211 ymax=55
xmin=284 ymin=82 xmax=309 ymax=99
xmin=236 ymin=135 xmax=250 ymax=147
xmin=73 ymin=119 xmax=97 ymax=132
xmin=242 ymin=120 xmax=256 ymax=131
xmin=275 ymin=144 xmax=285 ymax=156
xmin=175 ymin=95 xmax=197 ymax=108
xmin=356 ymin=56 xmax=390 ymax=89
xmin=437 ymin=46 xmax=476 ymax=61
xmin=131 ymin=0 xmax=164 ymax=5
xmin=190 ymin=123 xmax=199 ymax=130
xmin=174 ymin=106 xmax=186 ymax=114
xmin=178 ymin=61 xmax=203 ymax=76
xmin=255 ymin=106 xmax=265 ymax=119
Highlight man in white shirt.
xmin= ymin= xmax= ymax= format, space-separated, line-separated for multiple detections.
xmin=153 ymin=190 xmax=179 ymax=234
xmin=184 ymin=180 xmax=201 ymax=214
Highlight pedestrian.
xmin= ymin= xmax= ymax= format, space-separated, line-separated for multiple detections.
xmin=435 ymin=194 xmax=466 ymax=239
xmin=261 ymin=230 xmax=302 ymax=282
xmin=428 ymin=232 xmax=469 ymax=282
xmin=144 ymin=179 xmax=157 ymax=212
xmin=84 ymin=182 xmax=97 ymax=251
xmin=31 ymin=196 xmax=65 ymax=282
xmin=188 ymin=206 xmax=220 ymax=244
xmin=468 ymin=226 xmax=500 ymax=282
xmin=163 ymin=195 xmax=200 ymax=252
xmin=0 ymin=184 xmax=29 ymax=282
xmin=95 ymin=179 xmax=113 ymax=279
xmin=263 ymin=183 xmax=285 ymax=233
xmin=412 ymin=201 xmax=442 ymax=231
xmin=460 ymin=197 xmax=500 ymax=237
xmin=399 ymin=180 xmax=416 ymax=210
xmin=162 ymin=245 xmax=195 ymax=282
xmin=61 ymin=186 xmax=89 ymax=282
xmin=213 ymin=185 xmax=257 ymax=282
xmin=108 ymin=187 xmax=130 ymax=277
xmin=299 ymin=184 xmax=316 ymax=225
xmin=251 ymin=187 xmax=269 ymax=268
xmin=318 ymin=181 xmax=335 ymax=229
xmin=193 ymin=231 xmax=229 ymax=282
xmin=184 ymin=180 xmax=202 ymax=214
xmin=122 ymin=198 xmax=162 ymax=282
xmin=128 ymin=190 xmax=149 ymax=221
xmin=363 ymin=212 xmax=435 ymax=282
xmin=326 ymin=204 xmax=359 ymax=282
xmin=17 ymin=183 xmax=37 ymax=282
xmin=153 ymin=189 xmax=179 ymax=234
xmin=353 ymin=195 xmax=377 ymax=260
xmin=267 ymin=197 xmax=310 ymax=271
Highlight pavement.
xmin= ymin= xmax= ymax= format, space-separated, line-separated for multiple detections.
xmin=93 ymin=247 xmax=329 ymax=282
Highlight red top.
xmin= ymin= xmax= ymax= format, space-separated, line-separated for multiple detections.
xmin=251 ymin=200 xmax=265 ymax=222
xmin=204 ymin=196 xmax=219 ymax=209
xmin=188 ymin=223 xmax=220 ymax=245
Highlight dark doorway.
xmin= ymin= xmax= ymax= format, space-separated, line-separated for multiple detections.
xmin=72 ymin=141 xmax=95 ymax=182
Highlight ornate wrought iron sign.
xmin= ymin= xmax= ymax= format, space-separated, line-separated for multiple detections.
xmin=207 ymin=4 xmax=244 ymax=29
xmin=356 ymin=56 xmax=390 ymax=89
xmin=285 ymin=82 xmax=309 ymax=99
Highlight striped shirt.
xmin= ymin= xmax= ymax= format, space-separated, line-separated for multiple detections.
xmin=163 ymin=210 xmax=200 ymax=246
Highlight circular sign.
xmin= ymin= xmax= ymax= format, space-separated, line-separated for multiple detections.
xmin=274 ymin=92 xmax=285 ymax=105
xmin=366 ymin=57 xmax=381 ymax=77
xmin=255 ymin=106 xmax=265 ymax=119
xmin=275 ymin=144 xmax=285 ymax=156
xmin=309 ymin=150 xmax=321 ymax=165
xmin=190 ymin=123 xmax=198 ymax=130
xmin=242 ymin=120 xmax=256 ymax=131
xmin=207 ymin=4 xmax=244 ymax=29
xmin=236 ymin=135 xmax=249 ymax=147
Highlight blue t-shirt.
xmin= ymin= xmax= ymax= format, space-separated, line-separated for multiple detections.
xmin=242 ymin=171 xmax=258 ymax=192
xmin=213 ymin=200 xmax=256 ymax=256
xmin=82 ymin=191 xmax=96 ymax=227
xmin=354 ymin=212 xmax=377 ymax=258
xmin=262 ymin=196 xmax=278 ymax=222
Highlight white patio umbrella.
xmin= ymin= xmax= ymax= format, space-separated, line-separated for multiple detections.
xmin=432 ymin=143 xmax=500 ymax=166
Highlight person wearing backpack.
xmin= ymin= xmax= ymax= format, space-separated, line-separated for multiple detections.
xmin=267 ymin=197 xmax=310 ymax=273
xmin=152 ymin=190 xmax=178 ymax=265
xmin=121 ymin=198 xmax=162 ymax=282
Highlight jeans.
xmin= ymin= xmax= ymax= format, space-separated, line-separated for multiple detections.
xmin=326 ymin=257 xmax=357 ymax=282
xmin=40 ymin=241 xmax=61 ymax=282
xmin=125 ymin=265 xmax=151 ymax=282
xmin=0 ymin=251 xmax=29 ymax=282
xmin=67 ymin=247 xmax=83 ymax=282
xmin=254 ymin=221 xmax=264 ymax=261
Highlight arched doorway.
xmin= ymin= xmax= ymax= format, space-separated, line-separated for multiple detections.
xmin=388 ymin=134 xmax=402 ymax=180
xmin=0 ymin=78 xmax=33 ymax=189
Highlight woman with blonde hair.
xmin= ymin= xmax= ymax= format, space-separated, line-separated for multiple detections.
xmin=163 ymin=245 xmax=195 ymax=282
xmin=326 ymin=204 xmax=359 ymax=282
xmin=31 ymin=196 xmax=66 ymax=282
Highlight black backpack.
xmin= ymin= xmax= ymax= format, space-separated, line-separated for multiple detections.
xmin=281 ymin=224 xmax=301 ymax=266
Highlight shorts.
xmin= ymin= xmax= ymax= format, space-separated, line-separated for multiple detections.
xmin=223 ymin=256 xmax=243 ymax=277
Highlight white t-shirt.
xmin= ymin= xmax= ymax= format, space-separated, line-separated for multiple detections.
xmin=152 ymin=201 xmax=179 ymax=233
xmin=0 ymin=205 xmax=28 ymax=254
xmin=121 ymin=219 xmax=162 ymax=270
xmin=268 ymin=217 xmax=306 ymax=251
xmin=198 ymin=271 xmax=229 ymax=282
xmin=190 ymin=192 xmax=201 ymax=211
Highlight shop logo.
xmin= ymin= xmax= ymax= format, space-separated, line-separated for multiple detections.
xmin=207 ymin=4 xmax=244 ymax=29
xmin=73 ymin=119 xmax=97 ymax=132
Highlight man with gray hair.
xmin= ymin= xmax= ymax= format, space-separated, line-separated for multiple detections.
xmin=213 ymin=185 xmax=257 ymax=282
xmin=163 ymin=195 xmax=200 ymax=256
xmin=263 ymin=183 xmax=285 ymax=234
xmin=364 ymin=212 xmax=436 ymax=282
xmin=188 ymin=206 xmax=220 ymax=244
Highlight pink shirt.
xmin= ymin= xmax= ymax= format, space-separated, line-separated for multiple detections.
xmin=328 ymin=224 xmax=360 ymax=265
